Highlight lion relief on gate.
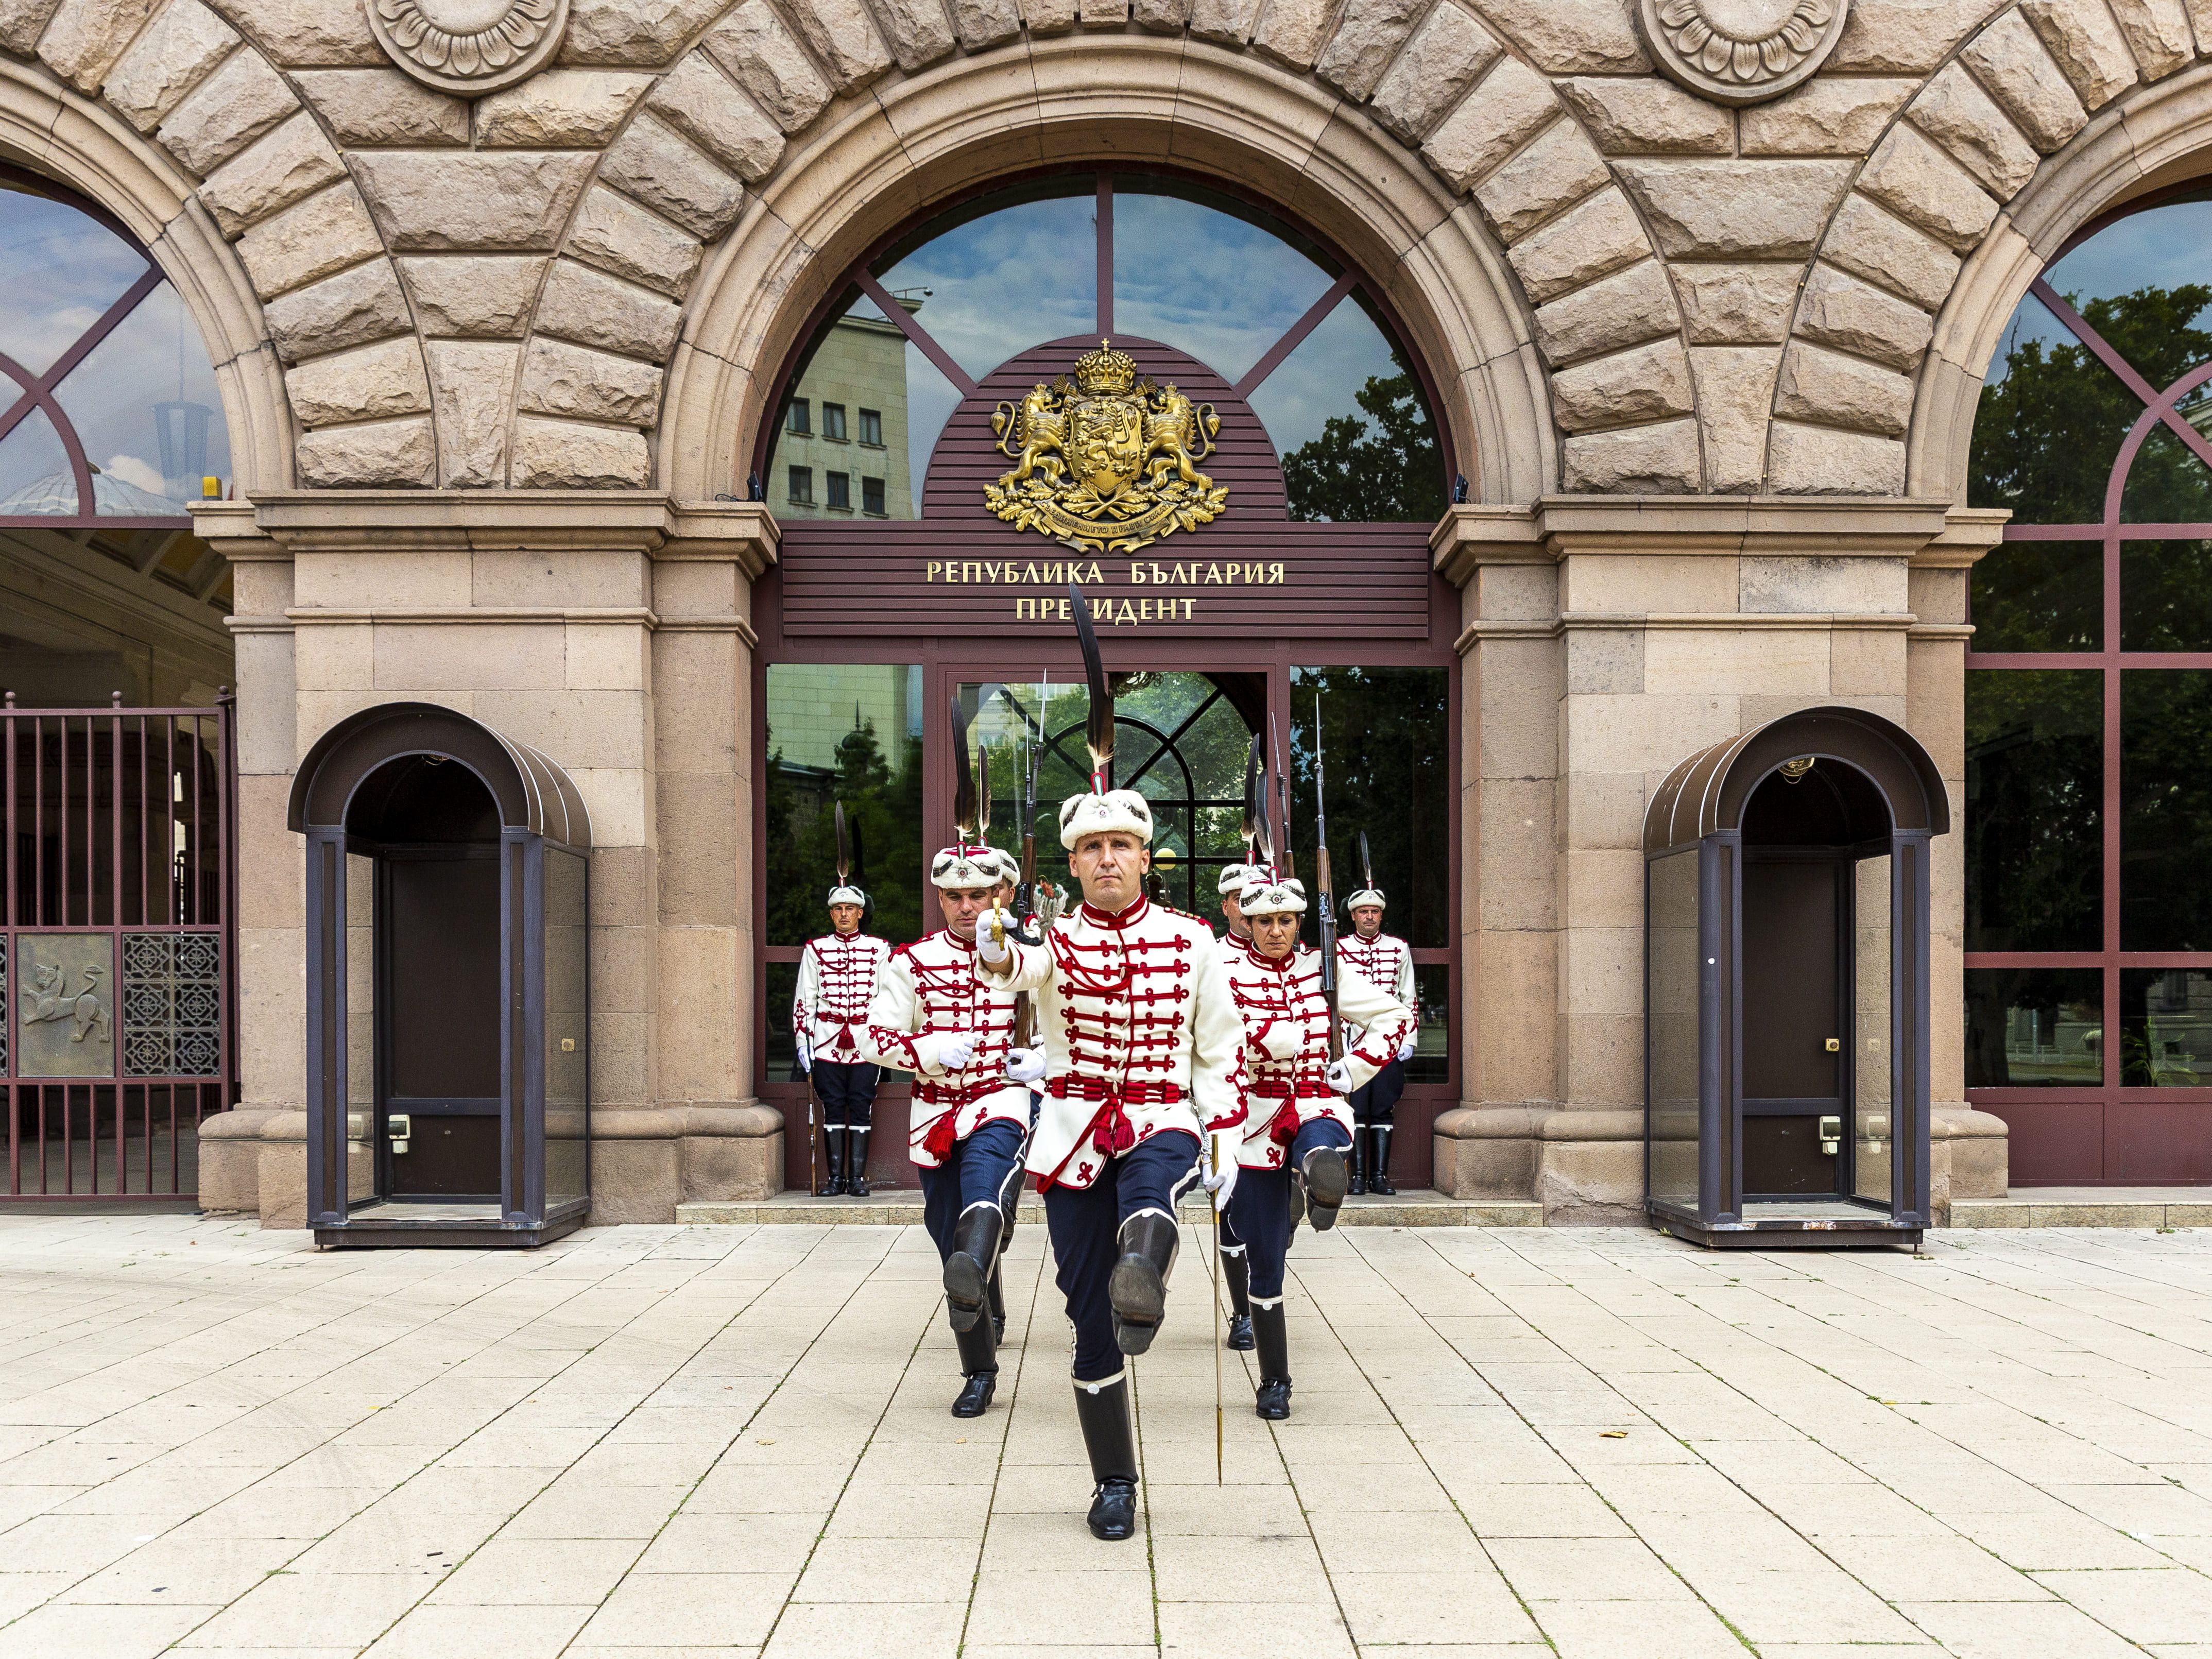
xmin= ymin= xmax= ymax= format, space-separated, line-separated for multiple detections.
xmin=986 ymin=340 xmax=1228 ymax=554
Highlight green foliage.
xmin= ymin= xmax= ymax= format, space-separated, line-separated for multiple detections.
xmin=1964 ymin=670 xmax=2100 ymax=952
xmin=1971 ymin=283 xmax=2212 ymax=524
xmin=764 ymin=715 xmax=924 ymax=949
xmin=1282 ymin=364 xmax=1447 ymax=524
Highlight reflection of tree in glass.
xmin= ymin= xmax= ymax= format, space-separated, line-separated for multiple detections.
xmin=764 ymin=717 xmax=924 ymax=948
xmin=1281 ymin=359 xmax=1445 ymax=524
xmin=1289 ymin=668 xmax=1449 ymax=950
xmin=1972 ymin=283 xmax=2212 ymax=524
xmin=1964 ymin=671 xmax=2100 ymax=953
xmin=1964 ymin=967 xmax=2100 ymax=1087
xmin=2119 ymin=670 xmax=2212 ymax=953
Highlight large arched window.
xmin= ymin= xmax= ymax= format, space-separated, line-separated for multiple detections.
xmin=0 ymin=166 xmax=231 ymax=526
xmin=761 ymin=170 xmax=1448 ymax=525
xmin=1966 ymin=186 xmax=2212 ymax=1183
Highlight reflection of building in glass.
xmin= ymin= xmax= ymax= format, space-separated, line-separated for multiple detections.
xmin=777 ymin=295 xmax=921 ymax=521
xmin=767 ymin=664 xmax=921 ymax=776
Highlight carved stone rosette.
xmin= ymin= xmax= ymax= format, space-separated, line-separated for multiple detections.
xmin=1636 ymin=0 xmax=1850 ymax=107
xmin=366 ymin=0 xmax=570 ymax=97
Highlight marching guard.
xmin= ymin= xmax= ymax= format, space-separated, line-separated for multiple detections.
xmin=1336 ymin=857 xmax=1418 ymax=1195
xmin=862 ymin=839 xmax=1046 ymax=1417
xmin=793 ymin=843 xmax=890 ymax=1196
xmin=1216 ymin=861 xmax=1253 ymax=940
xmin=1219 ymin=861 xmax=1415 ymax=1416
xmin=976 ymin=591 xmax=1245 ymax=1541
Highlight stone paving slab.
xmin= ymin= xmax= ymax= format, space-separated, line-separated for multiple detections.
xmin=0 ymin=1217 xmax=2209 ymax=1656
xmin=674 ymin=1188 xmax=1544 ymax=1227
xmin=1950 ymin=1190 xmax=2212 ymax=1228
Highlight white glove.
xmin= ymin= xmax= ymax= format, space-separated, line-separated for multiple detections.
xmin=1005 ymin=1047 xmax=1047 ymax=1084
xmin=1397 ymin=1038 xmax=1417 ymax=1064
xmin=976 ymin=909 xmax=1012 ymax=967
xmin=917 ymin=1031 xmax=976 ymax=1073
xmin=795 ymin=1036 xmax=812 ymax=1074
xmin=1203 ymin=1130 xmax=1240 ymax=1213
xmin=1325 ymin=1058 xmax=1354 ymax=1096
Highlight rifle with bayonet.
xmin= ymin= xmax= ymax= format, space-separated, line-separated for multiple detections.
xmin=1271 ymin=714 xmax=1295 ymax=881
xmin=1313 ymin=692 xmax=1343 ymax=1063
xmin=1013 ymin=684 xmax=1043 ymax=1049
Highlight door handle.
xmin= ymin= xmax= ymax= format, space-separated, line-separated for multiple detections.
xmin=1818 ymin=1114 xmax=1841 ymax=1156
xmin=1823 ymin=1037 xmax=1840 ymax=1052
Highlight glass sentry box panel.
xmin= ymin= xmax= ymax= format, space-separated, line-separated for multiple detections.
xmin=1647 ymin=847 xmax=1701 ymax=1210
xmin=1854 ymin=854 xmax=1894 ymax=1205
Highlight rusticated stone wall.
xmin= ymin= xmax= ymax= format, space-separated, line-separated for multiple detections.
xmin=6 ymin=0 xmax=2212 ymax=502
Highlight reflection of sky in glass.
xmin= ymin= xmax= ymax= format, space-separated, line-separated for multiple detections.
xmin=1247 ymin=294 xmax=1404 ymax=460
xmin=2046 ymin=198 xmax=2212 ymax=318
xmin=877 ymin=193 xmax=1098 ymax=381
xmin=0 ymin=406 xmax=75 ymax=512
xmin=0 ymin=186 xmax=146 ymax=377
xmin=1112 ymin=189 xmax=1337 ymax=384
xmin=55 ymin=283 xmax=229 ymax=511
xmin=1983 ymin=289 xmax=2073 ymax=390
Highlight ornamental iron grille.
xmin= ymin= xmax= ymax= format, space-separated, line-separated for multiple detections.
xmin=2 ymin=694 xmax=238 ymax=1196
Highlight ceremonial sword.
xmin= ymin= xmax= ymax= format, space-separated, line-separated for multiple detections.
xmin=1314 ymin=693 xmax=1343 ymax=1064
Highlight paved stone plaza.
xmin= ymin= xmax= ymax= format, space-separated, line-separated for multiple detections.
xmin=2 ymin=1217 xmax=2210 ymax=1658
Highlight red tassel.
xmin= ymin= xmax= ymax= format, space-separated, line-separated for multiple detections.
xmin=1266 ymin=1098 xmax=1301 ymax=1148
xmin=921 ymin=1110 xmax=959 ymax=1164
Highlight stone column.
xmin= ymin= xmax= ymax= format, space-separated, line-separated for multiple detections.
xmin=196 ymin=492 xmax=781 ymax=1226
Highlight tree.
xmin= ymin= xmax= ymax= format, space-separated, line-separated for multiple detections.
xmin=1281 ymin=360 xmax=1447 ymax=523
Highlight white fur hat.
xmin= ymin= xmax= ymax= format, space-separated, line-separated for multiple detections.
xmin=989 ymin=847 xmax=1020 ymax=884
xmin=1239 ymin=870 xmax=1308 ymax=917
xmin=1058 ymin=788 xmax=1154 ymax=849
xmin=1345 ymin=887 xmax=1385 ymax=911
xmin=1216 ymin=862 xmax=1252 ymax=897
xmin=930 ymin=845 xmax=999 ymax=891
xmin=827 ymin=884 xmax=867 ymax=907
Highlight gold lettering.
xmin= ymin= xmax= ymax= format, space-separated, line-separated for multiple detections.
xmin=1044 ymin=561 xmax=1064 ymax=585
xmin=1016 ymin=597 xmax=1036 ymax=620
xmin=1243 ymin=562 xmax=1260 ymax=584
xmin=1130 ymin=561 xmax=1147 ymax=585
xmin=1055 ymin=597 xmax=1070 ymax=620
xmin=1182 ymin=598 xmax=1196 ymax=620
xmin=1116 ymin=600 xmax=1137 ymax=625
xmin=1087 ymin=561 xmax=1103 ymax=583
xmin=1022 ymin=562 xmax=1039 ymax=583
xmin=1268 ymin=561 xmax=1284 ymax=584
xmin=1091 ymin=596 xmax=1110 ymax=621
xmin=927 ymin=561 xmax=942 ymax=583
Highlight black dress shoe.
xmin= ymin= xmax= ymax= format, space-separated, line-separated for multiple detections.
xmin=1088 ymin=1476 xmax=1138 ymax=1540
xmin=1303 ymin=1146 xmax=1349 ymax=1232
xmin=951 ymin=1373 xmax=995 ymax=1418
xmin=1108 ymin=1212 xmax=1177 ymax=1356
xmin=1226 ymin=1312 xmax=1255 ymax=1350
xmin=1255 ymin=1379 xmax=1291 ymax=1420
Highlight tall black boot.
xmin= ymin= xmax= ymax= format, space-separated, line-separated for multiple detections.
xmin=1368 ymin=1124 xmax=1396 ymax=1196
xmin=1072 ymin=1375 xmax=1139 ymax=1541
xmin=821 ymin=1125 xmax=846 ymax=1196
xmin=951 ymin=1319 xmax=998 ymax=1418
xmin=1303 ymin=1142 xmax=1349 ymax=1232
xmin=1108 ymin=1210 xmax=1180 ymax=1356
xmin=1222 ymin=1242 xmax=1254 ymax=1350
xmin=1347 ymin=1123 xmax=1369 ymax=1196
xmin=943 ymin=1204 xmax=1004 ymax=1334
xmin=987 ymin=1261 xmax=1007 ymax=1346
xmin=1252 ymin=1301 xmax=1292 ymax=1420
xmin=847 ymin=1127 xmax=871 ymax=1196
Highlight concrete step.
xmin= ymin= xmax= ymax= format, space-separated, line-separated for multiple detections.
xmin=1949 ymin=1188 xmax=2212 ymax=1228
xmin=673 ymin=1188 xmax=1543 ymax=1227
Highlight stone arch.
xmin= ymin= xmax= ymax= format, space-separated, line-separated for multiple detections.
xmin=0 ymin=54 xmax=292 ymax=494
xmin=1913 ymin=49 xmax=2212 ymax=502
xmin=656 ymin=32 xmax=1572 ymax=504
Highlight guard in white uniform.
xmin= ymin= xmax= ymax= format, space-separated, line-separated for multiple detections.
xmin=1221 ymin=867 xmax=1415 ymax=1417
xmin=977 ymin=786 xmax=1244 ymax=1541
xmin=793 ymin=884 xmax=891 ymax=1195
xmin=863 ymin=844 xmax=1047 ymax=1418
xmin=1216 ymin=861 xmax=1253 ymax=940
xmin=1337 ymin=886 xmax=1417 ymax=1195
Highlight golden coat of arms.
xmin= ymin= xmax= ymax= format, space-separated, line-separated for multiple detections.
xmin=985 ymin=340 xmax=1227 ymax=552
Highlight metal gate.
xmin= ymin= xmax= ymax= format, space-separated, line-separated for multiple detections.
xmin=3 ymin=693 xmax=237 ymax=1198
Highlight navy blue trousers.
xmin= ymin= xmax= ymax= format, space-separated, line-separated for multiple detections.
xmin=918 ymin=1118 xmax=1027 ymax=1262
xmin=1044 ymin=1129 xmax=1203 ymax=1382
xmin=1221 ymin=1117 xmax=1352 ymax=1301
xmin=1347 ymin=1056 xmax=1405 ymax=1125
xmin=812 ymin=1060 xmax=879 ymax=1126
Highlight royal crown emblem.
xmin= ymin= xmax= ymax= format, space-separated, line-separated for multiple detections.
xmin=985 ymin=340 xmax=1227 ymax=553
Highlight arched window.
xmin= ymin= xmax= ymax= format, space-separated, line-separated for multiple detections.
xmin=761 ymin=170 xmax=1448 ymax=525
xmin=1966 ymin=186 xmax=2212 ymax=1181
xmin=0 ymin=165 xmax=231 ymax=525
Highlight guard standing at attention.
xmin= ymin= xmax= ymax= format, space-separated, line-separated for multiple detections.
xmin=794 ymin=876 xmax=890 ymax=1196
xmin=863 ymin=840 xmax=1047 ymax=1417
xmin=1336 ymin=874 xmax=1417 ymax=1196
xmin=1220 ymin=860 xmax=1415 ymax=1417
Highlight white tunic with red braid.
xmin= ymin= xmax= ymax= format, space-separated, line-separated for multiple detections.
xmin=984 ymin=895 xmax=1246 ymax=1191
xmin=1220 ymin=933 xmax=1417 ymax=1171
xmin=1335 ymin=930 xmax=1415 ymax=1052
xmin=861 ymin=929 xmax=1026 ymax=1168
xmin=794 ymin=931 xmax=891 ymax=1059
